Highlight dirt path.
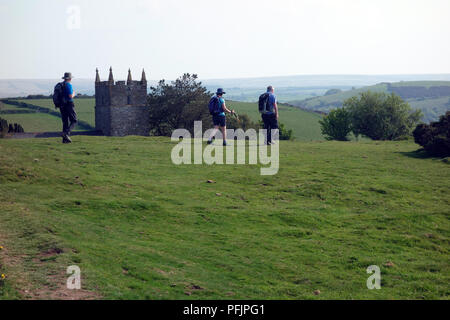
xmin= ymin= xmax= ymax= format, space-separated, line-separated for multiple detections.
xmin=7 ymin=131 xmax=102 ymax=139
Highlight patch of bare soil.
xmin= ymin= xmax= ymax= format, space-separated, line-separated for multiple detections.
xmin=20 ymin=273 xmax=100 ymax=300
xmin=0 ymin=233 xmax=101 ymax=300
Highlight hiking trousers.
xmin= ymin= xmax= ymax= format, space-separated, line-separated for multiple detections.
xmin=60 ymin=102 xmax=77 ymax=135
xmin=261 ymin=113 xmax=279 ymax=144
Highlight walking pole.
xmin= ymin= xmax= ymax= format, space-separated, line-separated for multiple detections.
xmin=231 ymin=110 xmax=239 ymax=121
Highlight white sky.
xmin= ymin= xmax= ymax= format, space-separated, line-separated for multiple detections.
xmin=1 ymin=0 xmax=450 ymax=80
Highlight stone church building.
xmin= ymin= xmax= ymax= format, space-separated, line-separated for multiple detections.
xmin=95 ymin=67 xmax=150 ymax=136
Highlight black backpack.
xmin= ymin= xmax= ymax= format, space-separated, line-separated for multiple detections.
xmin=208 ymin=96 xmax=221 ymax=115
xmin=53 ymin=82 xmax=66 ymax=108
xmin=258 ymin=93 xmax=270 ymax=114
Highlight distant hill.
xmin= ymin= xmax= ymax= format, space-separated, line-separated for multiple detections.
xmin=3 ymin=74 xmax=450 ymax=102
xmin=290 ymin=81 xmax=450 ymax=123
xmin=0 ymin=79 xmax=95 ymax=98
xmin=205 ymin=74 xmax=450 ymax=102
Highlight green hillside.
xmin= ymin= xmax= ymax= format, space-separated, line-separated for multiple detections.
xmin=0 ymin=102 xmax=26 ymax=111
xmin=292 ymin=81 xmax=450 ymax=123
xmin=18 ymin=99 xmax=96 ymax=128
xmin=229 ymin=101 xmax=324 ymax=141
xmin=0 ymin=99 xmax=93 ymax=132
xmin=0 ymin=112 xmax=62 ymax=132
xmin=7 ymin=99 xmax=324 ymax=141
xmin=0 ymin=137 xmax=448 ymax=299
xmin=0 ymin=101 xmax=62 ymax=132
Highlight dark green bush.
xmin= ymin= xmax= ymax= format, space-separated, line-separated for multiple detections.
xmin=0 ymin=117 xmax=24 ymax=137
xmin=0 ymin=117 xmax=8 ymax=137
xmin=319 ymin=107 xmax=352 ymax=141
xmin=279 ymin=122 xmax=293 ymax=140
xmin=413 ymin=111 xmax=450 ymax=157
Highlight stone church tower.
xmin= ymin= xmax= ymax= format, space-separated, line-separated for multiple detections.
xmin=95 ymin=67 xmax=150 ymax=136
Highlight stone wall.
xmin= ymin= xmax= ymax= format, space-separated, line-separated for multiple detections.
xmin=110 ymin=105 xmax=150 ymax=136
xmin=110 ymin=82 xmax=147 ymax=107
xmin=95 ymin=105 xmax=149 ymax=136
xmin=95 ymin=105 xmax=111 ymax=135
xmin=95 ymin=84 xmax=111 ymax=107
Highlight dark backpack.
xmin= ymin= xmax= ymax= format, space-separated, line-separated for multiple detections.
xmin=53 ymin=82 xmax=66 ymax=108
xmin=208 ymin=96 xmax=222 ymax=115
xmin=258 ymin=92 xmax=271 ymax=114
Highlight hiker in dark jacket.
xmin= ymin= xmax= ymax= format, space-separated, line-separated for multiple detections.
xmin=207 ymin=88 xmax=234 ymax=146
xmin=60 ymin=72 xmax=77 ymax=143
xmin=261 ymin=86 xmax=279 ymax=145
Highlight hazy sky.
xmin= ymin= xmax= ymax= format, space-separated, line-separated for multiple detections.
xmin=1 ymin=0 xmax=450 ymax=80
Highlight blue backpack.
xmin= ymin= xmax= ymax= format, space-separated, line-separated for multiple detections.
xmin=208 ymin=96 xmax=222 ymax=115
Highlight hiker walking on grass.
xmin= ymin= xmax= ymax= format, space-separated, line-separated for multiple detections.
xmin=207 ymin=88 xmax=234 ymax=146
xmin=259 ymin=86 xmax=279 ymax=145
xmin=53 ymin=72 xmax=77 ymax=143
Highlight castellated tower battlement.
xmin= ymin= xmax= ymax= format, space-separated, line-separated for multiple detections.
xmin=95 ymin=67 xmax=150 ymax=136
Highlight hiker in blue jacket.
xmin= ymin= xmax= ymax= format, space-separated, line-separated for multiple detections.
xmin=207 ymin=88 xmax=234 ymax=146
xmin=261 ymin=86 xmax=279 ymax=145
xmin=60 ymin=72 xmax=77 ymax=143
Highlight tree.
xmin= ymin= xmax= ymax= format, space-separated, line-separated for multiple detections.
xmin=147 ymin=73 xmax=211 ymax=136
xmin=319 ymin=107 xmax=352 ymax=141
xmin=345 ymin=91 xmax=422 ymax=140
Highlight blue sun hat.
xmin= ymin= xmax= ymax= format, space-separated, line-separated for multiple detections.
xmin=216 ymin=88 xmax=226 ymax=95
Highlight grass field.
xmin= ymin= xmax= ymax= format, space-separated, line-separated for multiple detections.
xmin=1 ymin=100 xmax=92 ymax=132
xmin=0 ymin=112 xmax=63 ymax=132
xmin=0 ymin=102 xmax=26 ymax=111
xmin=18 ymin=99 xmax=96 ymax=128
xmin=0 ymin=137 xmax=448 ymax=299
xmin=13 ymin=98 xmax=325 ymax=141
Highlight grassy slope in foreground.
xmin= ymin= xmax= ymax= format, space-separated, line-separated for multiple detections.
xmin=0 ymin=137 xmax=449 ymax=299
xmin=17 ymin=99 xmax=325 ymax=141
